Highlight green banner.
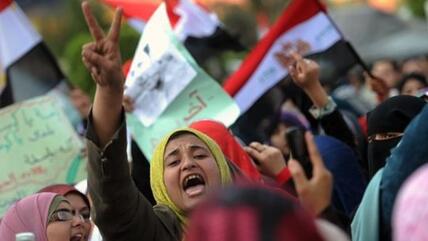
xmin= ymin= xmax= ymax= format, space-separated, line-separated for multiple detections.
xmin=126 ymin=4 xmax=240 ymax=160
xmin=0 ymin=96 xmax=86 ymax=216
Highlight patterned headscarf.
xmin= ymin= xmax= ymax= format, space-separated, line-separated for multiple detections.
xmin=150 ymin=128 xmax=232 ymax=225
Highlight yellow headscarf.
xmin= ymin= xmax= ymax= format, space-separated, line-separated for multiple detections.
xmin=150 ymin=128 xmax=232 ymax=225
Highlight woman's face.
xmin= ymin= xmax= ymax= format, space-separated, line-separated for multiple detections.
xmin=46 ymin=200 xmax=87 ymax=241
xmin=69 ymin=88 xmax=91 ymax=118
xmin=163 ymin=133 xmax=221 ymax=213
xmin=401 ymin=79 xmax=425 ymax=96
xmin=65 ymin=193 xmax=91 ymax=241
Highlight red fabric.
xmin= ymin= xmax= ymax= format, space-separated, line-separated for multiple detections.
xmin=187 ymin=206 xmax=260 ymax=241
xmin=101 ymin=0 xmax=160 ymax=21
xmin=186 ymin=185 xmax=323 ymax=241
xmin=0 ymin=0 xmax=12 ymax=12
xmin=38 ymin=184 xmax=91 ymax=209
xmin=222 ymin=0 xmax=325 ymax=96
xmin=190 ymin=120 xmax=262 ymax=182
xmin=122 ymin=59 xmax=132 ymax=77
xmin=165 ymin=0 xmax=212 ymax=28
xmin=358 ymin=115 xmax=368 ymax=137
xmin=101 ymin=0 xmax=213 ymax=33
xmin=275 ymin=167 xmax=292 ymax=185
xmin=165 ymin=0 xmax=180 ymax=27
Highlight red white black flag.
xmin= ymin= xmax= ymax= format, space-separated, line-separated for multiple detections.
xmin=0 ymin=0 xmax=64 ymax=107
xmin=223 ymin=0 xmax=359 ymax=113
xmin=101 ymin=0 xmax=244 ymax=65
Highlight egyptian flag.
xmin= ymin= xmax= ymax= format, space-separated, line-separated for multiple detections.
xmin=164 ymin=0 xmax=244 ymax=63
xmin=101 ymin=0 xmax=244 ymax=65
xmin=223 ymin=0 xmax=360 ymax=113
xmin=0 ymin=0 xmax=64 ymax=107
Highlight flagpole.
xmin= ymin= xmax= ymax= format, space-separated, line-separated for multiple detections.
xmin=313 ymin=0 xmax=379 ymax=79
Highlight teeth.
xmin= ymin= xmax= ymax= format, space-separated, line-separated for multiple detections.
xmin=72 ymin=234 xmax=82 ymax=239
xmin=185 ymin=174 xmax=200 ymax=184
xmin=184 ymin=174 xmax=203 ymax=188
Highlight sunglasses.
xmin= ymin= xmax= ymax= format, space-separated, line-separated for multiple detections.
xmin=48 ymin=209 xmax=91 ymax=224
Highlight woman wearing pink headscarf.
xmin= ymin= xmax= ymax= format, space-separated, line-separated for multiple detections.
xmin=0 ymin=192 xmax=86 ymax=241
xmin=39 ymin=184 xmax=92 ymax=241
xmin=393 ymin=163 xmax=428 ymax=241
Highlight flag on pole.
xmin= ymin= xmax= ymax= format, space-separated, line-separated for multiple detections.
xmin=223 ymin=0 xmax=360 ymax=114
xmin=164 ymin=0 xmax=244 ymax=60
xmin=0 ymin=0 xmax=65 ymax=107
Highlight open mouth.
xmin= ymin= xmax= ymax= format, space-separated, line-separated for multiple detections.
xmin=70 ymin=233 xmax=83 ymax=241
xmin=183 ymin=174 xmax=206 ymax=197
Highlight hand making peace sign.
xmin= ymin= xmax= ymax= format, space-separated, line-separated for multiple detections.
xmin=81 ymin=1 xmax=124 ymax=90
xmin=80 ymin=1 xmax=125 ymax=147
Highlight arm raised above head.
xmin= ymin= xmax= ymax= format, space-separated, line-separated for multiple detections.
xmin=81 ymin=1 xmax=124 ymax=148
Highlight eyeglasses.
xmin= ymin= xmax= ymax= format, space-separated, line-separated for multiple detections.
xmin=48 ymin=209 xmax=91 ymax=224
xmin=367 ymin=132 xmax=404 ymax=143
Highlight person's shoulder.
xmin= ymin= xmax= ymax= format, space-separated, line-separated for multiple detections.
xmin=153 ymin=204 xmax=182 ymax=241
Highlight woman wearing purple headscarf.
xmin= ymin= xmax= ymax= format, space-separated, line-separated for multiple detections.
xmin=0 ymin=192 xmax=86 ymax=241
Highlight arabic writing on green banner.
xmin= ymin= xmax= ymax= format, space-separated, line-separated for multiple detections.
xmin=0 ymin=96 xmax=86 ymax=216
xmin=126 ymin=4 xmax=240 ymax=160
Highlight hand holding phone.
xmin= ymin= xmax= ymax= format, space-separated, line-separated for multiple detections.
xmin=286 ymin=127 xmax=312 ymax=178
xmin=286 ymin=131 xmax=333 ymax=215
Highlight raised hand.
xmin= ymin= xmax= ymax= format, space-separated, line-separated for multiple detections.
xmin=288 ymin=132 xmax=332 ymax=215
xmin=244 ymin=142 xmax=286 ymax=178
xmin=285 ymin=52 xmax=328 ymax=108
xmin=80 ymin=1 xmax=124 ymax=147
xmin=286 ymin=52 xmax=320 ymax=91
xmin=81 ymin=1 xmax=124 ymax=90
xmin=364 ymin=71 xmax=388 ymax=102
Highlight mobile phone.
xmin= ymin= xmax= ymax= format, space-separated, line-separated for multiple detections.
xmin=285 ymin=127 xmax=312 ymax=178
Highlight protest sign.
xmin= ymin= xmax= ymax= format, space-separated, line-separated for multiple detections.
xmin=125 ymin=3 xmax=196 ymax=127
xmin=126 ymin=4 xmax=240 ymax=159
xmin=0 ymin=96 xmax=86 ymax=216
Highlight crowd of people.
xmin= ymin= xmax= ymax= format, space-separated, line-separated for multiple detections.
xmin=1 ymin=1 xmax=428 ymax=241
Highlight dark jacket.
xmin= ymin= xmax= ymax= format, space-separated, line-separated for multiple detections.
xmin=86 ymin=112 xmax=182 ymax=241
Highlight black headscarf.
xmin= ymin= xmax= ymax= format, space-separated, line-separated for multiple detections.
xmin=367 ymin=95 xmax=426 ymax=177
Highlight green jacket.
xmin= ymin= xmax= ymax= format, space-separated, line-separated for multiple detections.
xmin=86 ymin=113 xmax=182 ymax=241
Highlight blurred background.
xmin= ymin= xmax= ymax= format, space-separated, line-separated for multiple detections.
xmin=15 ymin=0 xmax=428 ymax=97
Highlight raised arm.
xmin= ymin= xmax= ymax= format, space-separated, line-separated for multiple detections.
xmin=81 ymin=1 xmax=124 ymax=147
xmin=286 ymin=52 xmax=356 ymax=149
xmin=81 ymin=3 xmax=170 ymax=241
xmin=287 ymin=52 xmax=328 ymax=108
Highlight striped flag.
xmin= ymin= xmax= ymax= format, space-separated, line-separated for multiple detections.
xmin=0 ymin=0 xmax=64 ymax=107
xmin=223 ymin=0 xmax=359 ymax=113
xmin=165 ymin=0 xmax=244 ymax=59
xmin=101 ymin=0 xmax=244 ymax=65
